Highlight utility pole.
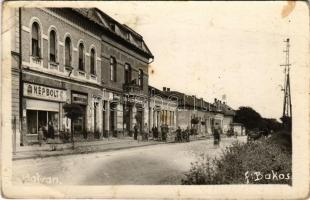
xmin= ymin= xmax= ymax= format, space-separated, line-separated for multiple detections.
xmin=280 ymin=38 xmax=292 ymax=132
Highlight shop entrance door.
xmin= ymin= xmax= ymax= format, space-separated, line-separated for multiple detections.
xmin=123 ymin=105 xmax=132 ymax=136
xmin=102 ymin=101 xmax=107 ymax=138
xmin=136 ymin=110 xmax=143 ymax=134
xmin=110 ymin=103 xmax=117 ymax=137
xmin=73 ymin=105 xmax=86 ymax=137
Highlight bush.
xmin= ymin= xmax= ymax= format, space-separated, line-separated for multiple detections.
xmin=182 ymin=137 xmax=292 ymax=185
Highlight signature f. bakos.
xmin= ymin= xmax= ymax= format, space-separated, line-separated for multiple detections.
xmin=245 ymin=170 xmax=291 ymax=183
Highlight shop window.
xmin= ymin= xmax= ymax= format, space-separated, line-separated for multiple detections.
xmin=138 ymin=69 xmax=143 ymax=89
xmin=27 ymin=110 xmax=37 ymax=134
xmin=65 ymin=37 xmax=72 ymax=67
xmin=124 ymin=63 xmax=131 ymax=84
xmin=38 ymin=111 xmax=48 ymax=132
xmin=110 ymin=57 xmax=117 ymax=81
xmin=90 ymin=48 xmax=96 ymax=75
xmin=49 ymin=30 xmax=57 ymax=62
xmin=78 ymin=42 xmax=85 ymax=71
xmin=26 ymin=110 xmax=59 ymax=138
xmin=31 ymin=22 xmax=41 ymax=57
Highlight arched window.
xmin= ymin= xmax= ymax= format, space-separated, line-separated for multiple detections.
xmin=65 ymin=37 xmax=72 ymax=67
xmin=124 ymin=63 xmax=131 ymax=84
xmin=31 ymin=22 xmax=40 ymax=57
xmin=78 ymin=43 xmax=85 ymax=71
xmin=138 ymin=69 xmax=143 ymax=89
xmin=90 ymin=48 xmax=96 ymax=75
xmin=110 ymin=57 xmax=117 ymax=81
xmin=49 ymin=30 xmax=57 ymax=62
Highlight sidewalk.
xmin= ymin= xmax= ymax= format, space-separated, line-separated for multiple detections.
xmin=12 ymin=135 xmax=217 ymax=160
xmin=13 ymin=137 xmax=167 ymax=160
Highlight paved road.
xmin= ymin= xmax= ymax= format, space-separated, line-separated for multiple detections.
xmin=13 ymin=137 xmax=246 ymax=185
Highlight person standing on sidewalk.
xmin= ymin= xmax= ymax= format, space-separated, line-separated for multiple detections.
xmin=134 ymin=124 xmax=138 ymax=140
xmin=176 ymin=126 xmax=182 ymax=142
xmin=143 ymin=123 xmax=148 ymax=141
xmin=213 ymin=125 xmax=222 ymax=146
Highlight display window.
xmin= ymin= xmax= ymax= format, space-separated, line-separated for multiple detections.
xmin=26 ymin=110 xmax=59 ymax=138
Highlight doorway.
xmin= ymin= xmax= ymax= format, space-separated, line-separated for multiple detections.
xmin=72 ymin=105 xmax=86 ymax=137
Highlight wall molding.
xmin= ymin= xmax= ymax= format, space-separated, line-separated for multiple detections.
xmin=22 ymin=26 xmax=30 ymax=33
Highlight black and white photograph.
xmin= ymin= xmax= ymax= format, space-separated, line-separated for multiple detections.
xmin=1 ymin=1 xmax=309 ymax=199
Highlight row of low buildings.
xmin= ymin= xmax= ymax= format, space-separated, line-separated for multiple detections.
xmin=149 ymin=86 xmax=241 ymax=137
xmin=10 ymin=8 xmax=244 ymax=149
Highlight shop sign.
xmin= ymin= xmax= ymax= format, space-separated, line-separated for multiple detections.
xmin=72 ymin=93 xmax=88 ymax=105
xmin=23 ymin=83 xmax=66 ymax=102
xmin=128 ymin=97 xmax=145 ymax=105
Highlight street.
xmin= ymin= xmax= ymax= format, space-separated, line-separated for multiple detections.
xmin=13 ymin=137 xmax=246 ymax=185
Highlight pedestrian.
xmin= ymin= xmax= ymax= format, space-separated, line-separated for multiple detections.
xmin=134 ymin=123 xmax=138 ymax=140
xmin=186 ymin=126 xmax=190 ymax=142
xmin=153 ymin=126 xmax=158 ymax=140
xmin=38 ymin=127 xmax=43 ymax=146
xmin=48 ymin=120 xmax=55 ymax=139
xmin=176 ymin=126 xmax=182 ymax=142
xmin=144 ymin=123 xmax=148 ymax=141
xmin=48 ymin=121 xmax=56 ymax=151
xmin=213 ymin=126 xmax=222 ymax=146
xmin=152 ymin=126 xmax=155 ymax=139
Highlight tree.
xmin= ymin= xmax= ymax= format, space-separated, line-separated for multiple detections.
xmin=263 ymin=118 xmax=282 ymax=133
xmin=63 ymin=103 xmax=84 ymax=149
xmin=234 ymin=107 xmax=263 ymax=131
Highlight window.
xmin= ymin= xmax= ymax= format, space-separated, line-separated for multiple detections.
xmin=138 ymin=69 xmax=143 ymax=89
xmin=124 ymin=63 xmax=131 ymax=84
xmin=27 ymin=110 xmax=59 ymax=137
xmin=110 ymin=23 xmax=115 ymax=32
xmin=90 ymin=48 xmax=96 ymax=75
xmin=137 ymin=41 xmax=142 ymax=48
xmin=65 ymin=37 xmax=72 ymax=67
xmin=49 ymin=30 xmax=57 ymax=62
xmin=125 ymin=32 xmax=130 ymax=41
xmin=78 ymin=43 xmax=85 ymax=71
xmin=110 ymin=57 xmax=117 ymax=81
xmin=31 ymin=22 xmax=40 ymax=57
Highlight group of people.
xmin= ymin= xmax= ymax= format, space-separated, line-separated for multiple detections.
xmin=133 ymin=123 xmax=149 ymax=142
xmin=38 ymin=121 xmax=55 ymax=142
xmin=175 ymin=126 xmax=190 ymax=143
xmin=132 ymin=122 xmax=223 ymax=146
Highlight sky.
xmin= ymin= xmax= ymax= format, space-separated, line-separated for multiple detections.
xmin=97 ymin=1 xmax=309 ymax=119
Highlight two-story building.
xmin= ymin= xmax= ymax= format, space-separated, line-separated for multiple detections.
xmin=11 ymin=8 xmax=153 ymax=147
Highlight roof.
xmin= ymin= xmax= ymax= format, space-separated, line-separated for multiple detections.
xmin=221 ymin=103 xmax=236 ymax=116
xmin=71 ymin=8 xmax=154 ymax=59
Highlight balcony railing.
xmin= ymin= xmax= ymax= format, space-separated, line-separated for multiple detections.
xmin=123 ymin=82 xmax=145 ymax=97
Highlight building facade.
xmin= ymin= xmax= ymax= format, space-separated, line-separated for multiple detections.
xmin=163 ymin=89 xmax=214 ymax=136
xmin=11 ymin=8 xmax=153 ymax=147
xmin=148 ymin=86 xmax=178 ymax=136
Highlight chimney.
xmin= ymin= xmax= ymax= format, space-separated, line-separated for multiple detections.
xmin=167 ymin=88 xmax=170 ymax=92
xmin=163 ymin=87 xmax=166 ymax=91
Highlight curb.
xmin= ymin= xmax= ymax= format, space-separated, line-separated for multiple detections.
xmin=13 ymin=141 xmax=166 ymax=161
